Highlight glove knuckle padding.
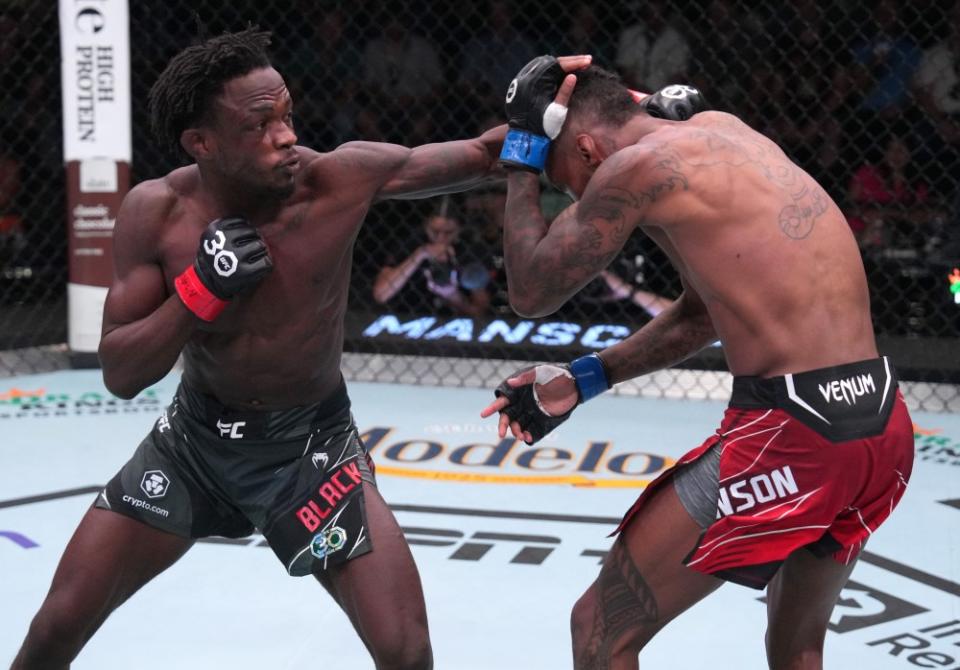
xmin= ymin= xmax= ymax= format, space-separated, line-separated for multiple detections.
xmin=195 ymin=217 xmax=272 ymax=299
xmin=643 ymin=84 xmax=709 ymax=121
xmin=506 ymin=55 xmax=565 ymax=137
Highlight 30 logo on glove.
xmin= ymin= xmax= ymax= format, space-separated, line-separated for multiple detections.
xmin=175 ymin=217 xmax=273 ymax=322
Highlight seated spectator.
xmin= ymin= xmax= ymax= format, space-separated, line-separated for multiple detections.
xmin=764 ymin=0 xmax=854 ymax=198
xmin=285 ymin=7 xmax=366 ymax=149
xmin=849 ymin=0 xmax=922 ymax=120
xmin=0 ymin=147 xmax=25 ymax=263
xmin=373 ymin=203 xmax=490 ymax=318
xmin=362 ymin=9 xmax=442 ymax=129
xmin=459 ymin=1 xmax=537 ymax=111
xmin=912 ymin=0 xmax=960 ymax=197
xmin=615 ymin=0 xmax=691 ymax=91
xmin=846 ymin=130 xmax=932 ymax=250
xmin=463 ymin=184 xmax=511 ymax=315
xmin=554 ymin=3 xmax=613 ymax=70
xmin=689 ymin=0 xmax=756 ymax=112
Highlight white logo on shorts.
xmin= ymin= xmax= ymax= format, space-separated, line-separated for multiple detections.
xmin=311 ymin=452 xmax=329 ymax=470
xmin=217 ymin=420 xmax=246 ymax=439
xmin=140 ymin=470 xmax=170 ymax=499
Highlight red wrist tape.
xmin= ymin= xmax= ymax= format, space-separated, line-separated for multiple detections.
xmin=174 ymin=265 xmax=227 ymax=322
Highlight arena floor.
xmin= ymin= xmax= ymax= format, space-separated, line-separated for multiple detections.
xmin=2 ymin=368 xmax=958 ymax=669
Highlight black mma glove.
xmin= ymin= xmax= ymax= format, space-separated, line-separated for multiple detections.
xmin=494 ymin=354 xmax=611 ymax=444
xmin=641 ymin=84 xmax=710 ymax=121
xmin=174 ymin=217 xmax=273 ymax=321
xmin=499 ymin=55 xmax=568 ymax=172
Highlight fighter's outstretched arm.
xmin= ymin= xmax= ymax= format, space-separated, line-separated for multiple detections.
xmin=330 ymin=55 xmax=592 ymax=202
xmin=331 ymin=125 xmax=507 ymax=203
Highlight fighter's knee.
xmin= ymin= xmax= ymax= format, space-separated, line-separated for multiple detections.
xmin=14 ymin=607 xmax=87 ymax=668
xmin=766 ymin=628 xmax=826 ymax=670
xmin=369 ymin=621 xmax=432 ymax=670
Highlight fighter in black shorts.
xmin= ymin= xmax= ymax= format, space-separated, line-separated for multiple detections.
xmin=10 ymin=30 xmax=591 ymax=668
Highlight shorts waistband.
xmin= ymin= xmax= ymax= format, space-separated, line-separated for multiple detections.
xmin=731 ymin=358 xmax=895 ymax=406
xmin=730 ymin=357 xmax=898 ymax=442
xmin=173 ymin=377 xmax=351 ymax=441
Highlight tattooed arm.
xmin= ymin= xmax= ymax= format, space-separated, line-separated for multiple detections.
xmin=328 ymin=125 xmax=506 ymax=202
xmin=598 ymin=274 xmax=717 ymax=384
xmin=504 ymin=144 xmax=685 ymax=317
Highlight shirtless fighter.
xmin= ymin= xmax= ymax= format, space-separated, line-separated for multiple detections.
xmin=10 ymin=31 xmax=589 ymax=669
xmin=481 ymin=58 xmax=914 ymax=669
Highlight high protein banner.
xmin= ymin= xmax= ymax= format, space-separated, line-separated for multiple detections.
xmin=59 ymin=0 xmax=131 ymax=360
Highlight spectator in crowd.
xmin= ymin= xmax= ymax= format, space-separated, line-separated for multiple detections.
xmin=615 ymin=0 xmax=691 ymax=92
xmin=462 ymin=184 xmax=511 ymax=315
xmin=764 ymin=0 xmax=856 ymax=199
xmin=286 ymin=7 xmax=366 ymax=149
xmin=373 ymin=203 xmax=491 ymax=318
xmin=459 ymin=1 xmax=537 ymax=112
xmin=849 ymin=0 xmax=922 ymax=120
xmin=689 ymin=0 xmax=756 ymax=112
xmin=846 ymin=129 xmax=933 ymax=250
xmin=912 ymin=0 xmax=960 ymax=197
xmin=0 ymin=10 xmax=23 ymax=126
xmin=554 ymin=3 xmax=613 ymax=71
xmin=0 ymin=146 xmax=24 ymax=259
xmin=362 ymin=8 xmax=443 ymax=140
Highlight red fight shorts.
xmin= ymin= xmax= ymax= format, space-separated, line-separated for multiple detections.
xmin=615 ymin=357 xmax=915 ymax=589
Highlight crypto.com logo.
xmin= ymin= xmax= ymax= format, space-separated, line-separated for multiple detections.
xmin=140 ymin=470 xmax=170 ymax=499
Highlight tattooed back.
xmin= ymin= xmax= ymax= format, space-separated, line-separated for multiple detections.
xmin=621 ymin=111 xmax=876 ymax=377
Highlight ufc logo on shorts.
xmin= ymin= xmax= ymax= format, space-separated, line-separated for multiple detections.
xmin=216 ymin=419 xmax=247 ymax=439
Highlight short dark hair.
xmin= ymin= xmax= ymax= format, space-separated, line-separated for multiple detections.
xmin=148 ymin=28 xmax=273 ymax=156
xmin=567 ymin=66 xmax=641 ymax=128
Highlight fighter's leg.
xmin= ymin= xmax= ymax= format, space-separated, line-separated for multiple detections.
xmin=12 ymin=506 xmax=194 ymax=670
xmin=313 ymin=481 xmax=431 ymax=670
xmin=764 ymin=547 xmax=858 ymax=670
xmin=571 ymin=481 xmax=723 ymax=670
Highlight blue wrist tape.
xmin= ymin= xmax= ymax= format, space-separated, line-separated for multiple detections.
xmin=499 ymin=129 xmax=550 ymax=171
xmin=570 ymin=353 xmax=610 ymax=402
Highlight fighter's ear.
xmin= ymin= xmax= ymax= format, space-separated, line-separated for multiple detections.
xmin=574 ymin=134 xmax=602 ymax=167
xmin=180 ymin=127 xmax=214 ymax=161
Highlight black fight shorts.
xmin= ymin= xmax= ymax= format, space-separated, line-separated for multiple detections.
xmin=95 ymin=377 xmax=376 ymax=576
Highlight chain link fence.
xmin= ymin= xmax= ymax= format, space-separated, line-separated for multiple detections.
xmin=2 ymin=0 xmax=958 ymax=410
xmin=0 ymin=2 xmax=67 ymax=369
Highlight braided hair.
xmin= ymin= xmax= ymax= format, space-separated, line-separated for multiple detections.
xmin=148 ymin=28 xmax=272 ymax=156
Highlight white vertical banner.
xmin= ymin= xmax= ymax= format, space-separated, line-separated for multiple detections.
xmin=59 ymin=0 xmax=131 ymax=361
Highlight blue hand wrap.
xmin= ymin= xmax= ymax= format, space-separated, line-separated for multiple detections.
xmin=570 ymin=353 xmax=610 ymax=402
xmin=499 ymin=129 xmax=550 ymax=172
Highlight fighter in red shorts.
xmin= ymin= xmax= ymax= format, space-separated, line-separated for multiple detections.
xmin=481 ymin=57 xmax=914 ymax=669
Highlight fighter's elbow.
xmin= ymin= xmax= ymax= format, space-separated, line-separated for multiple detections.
xmin=98 ymin=351 xmax=145 ymax=400
xmin=101 ymin=371 xmax=141 ymax=400
xmin=508 ymin=291 xmax=556 ymax=319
